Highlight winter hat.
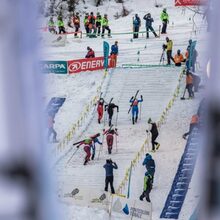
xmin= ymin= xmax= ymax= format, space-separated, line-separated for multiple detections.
xmin=148 ymin=118 xmax=152 ymax=123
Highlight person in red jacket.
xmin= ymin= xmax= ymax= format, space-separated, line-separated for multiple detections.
xmin=97 ymin=98 xmax=105 ymax=124
xmin=85 ymin=46 xmax=95 ymax=58
xmin=103 ymin=127 xmax=118 ymax=154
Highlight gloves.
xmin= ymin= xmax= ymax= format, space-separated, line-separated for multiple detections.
xmin=115 ymin=128 xmax=118 ymax=131
xmin=76 ymin=145 xmax=80 ymax=149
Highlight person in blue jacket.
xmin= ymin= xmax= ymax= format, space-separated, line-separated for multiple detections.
xmin=90 ymin=133 xmax=102 ymax=160
xmin=110 ymin=41 xmax=118 ymax=56
xmin=129 ymin=95 xmax=143 ymax=124
xmin=143 ymin=13 xmax=158 ymax=38
xmin=103 ymin=159 xmax=118 ymax=194
xmin=133 ymin=14 xmax=141 ymax=38
xmin=142 ymin=153 xmax=155 ymax=181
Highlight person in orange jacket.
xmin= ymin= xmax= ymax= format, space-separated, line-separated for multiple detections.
xmin=72 ymin=12 xmax=80 ymax=37
xmin=183 ymin=114 xmax=199 ymax=139
xmin=186 ymin=70 xmax=194 ymax=98
xmin=97 ymin=98 xmax=105 ymax=124
xmin=174 ymin=49 xmax=185 ymax=66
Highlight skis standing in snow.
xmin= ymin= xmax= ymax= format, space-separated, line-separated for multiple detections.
xmin=129 ymin=95 xmax=143 ymax=124
xmin=105 ymin=102 xmax=119 ymax=126
xmin=146 ymin=118 xmax=160 ymax=152
xmin=103 ymin=127 xmax=118 ymax=154
xmin=183 ymin=114 xmax=199 ymax=139
xmin=139 ymin=171 xmax=153 ymax=203
xmin=103 ymin=159 xmax=118 ymax=194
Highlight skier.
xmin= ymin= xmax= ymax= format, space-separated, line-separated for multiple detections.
xmin=101 ymin=14 xmax=111 ymax=38
xmin=96 ymin=12 xmax=102 ymax=36
xmin=103 ymin=127 xmax=118 ymax=154
xmin=97 ymin=97 xmax=105 ymax=124
xmin=183 ymin=114 xmax=199 ymax=139
xmin=163 ymin=37 xmax=174 ymax=65
xmin=88 ymin=12 xmax=97 ymax=36
xmin=105 ymin=102 xmax=119 ymax=126
xmin=48 ymin=17 xmax=56 ymax=34
xmin=173 ymin=49 xmax=185 ymax=66
xmin=143 ymin=13 xmax=158 ymax=38
xmin=142 ymin=153 xmax=155 ymax=180
xmin=160 ymin=8 xmax=169 ymax=34
xmin=186 ymin=70 xmax=194 ymax=98
xmin=146 ymin=118 xmax=160 ymax=152
xmin=84 ymin=13 xmax=90 ymax=36
xmin=57 ymin=16 xmax=66 ymax=34
xmin=72 ymin=12 xmax=80 ymax=38
xmin=139 ymin=171 xmax=153 ymax=202
xmin=129 ymin=95 xmax=143 ymax=124
xmin=103 ymin=159 xmax=118 ymax=194
xmin=110 ymin=41 xmax=118 ymax=67
xmin=47 ymin=114 xmax=58 ymax=143
xmin=76 ymin=133 xmax=101 ymax=165
xmin=91 ymin=133 xmax=102 ymax=160
xmin=133 ymin=14 xmax=141 ymax=39
xmin=85 ymin=46 xmax=95 ymax=58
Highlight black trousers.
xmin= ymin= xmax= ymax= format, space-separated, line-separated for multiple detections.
xmin=96 ymin=22 xmax=101 ymax=35
xmin=140 ymin=189 xmax=151 ymax=202
xmin=187 ymin=84 xmax=194 ymax=98
xmin=146 ymin=26 xmax=157 ymax=38
xmin=151 ymin=133 xmax=158 ymax=151
xmin=59 ymin=27 xmax=66 ymax=34
xmin=108 ymin=111 xmax=113 ymax=126
xmin=167 ymin=50 xmax=174 ymax=65
xmin=133 ymin=26 xmax=139 ymax=38
xmin=105 ymin=176 xmax=115 ymax=193
xmin=161 ymin=21 xmax=167 ymax=34
xmin=102 ymin=26 xmax=111 ymax=37
xmin=74 ymin=25 xmax=79 ymax=36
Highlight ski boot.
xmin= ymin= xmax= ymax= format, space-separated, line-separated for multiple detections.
xmin=135 ymin=116 xmax=138 ymax=123
xmin=91 ymin=154 xmax=95 ymax=160
xmin=132 ymin=117 xmax=135 ymax=125
xmin=182 ymin=134 xmax=187 ymax=140
xmin=98 ymin=118 xmax=101 ymax=124
xmin=156 ymin=143 xmax=160 ymax=150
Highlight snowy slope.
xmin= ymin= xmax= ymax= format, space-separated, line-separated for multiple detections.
xmin=43 ymin=0 xmax=208 ymax=219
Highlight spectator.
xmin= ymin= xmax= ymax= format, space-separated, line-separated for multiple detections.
xmin=133 ymin=14 xmax=141 ymax=38
xmin=103 ymin=159 xmax=118 ymax=194
xmin=163 ymin=37 xmax=174 ymax=65
xmin=85 ymin=47 xmax=95 ymax=58
xmin=47 ymin=114 xmax=58 ymax=143
xmin=84 ymin=13 xmax=90 ymax=36
xmin=48 ymin=17 xmax=56 ymax=34
xmin=160 ymin=8 xmax=169 ymax=34
xmin=101 ymin=14 xmax=111 ymax=38
xmin=110 ymin=41 xmax=118 ymax=67
xmin=143 ymin=13 xmax=158 ymax=38
xmin=72 ymin=12 xmax=80 ymax=38
xmin=96 ymin=12 xmax=102 ymax=36
xmin=57 ymin=16 xmax=66 ymax=34
xmin=173 ymin=49 xmax=185 ymax=66
xmin=186 ymin=70 xmax=194 ymax=98
xmin=88 ymin=12 xmax=97 ymax=35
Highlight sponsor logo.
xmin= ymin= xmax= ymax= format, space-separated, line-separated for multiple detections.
xmin=41 ymin=63 xmax=66 ymax=70
xmin=40 ymin=61 xmax=67 ymax=74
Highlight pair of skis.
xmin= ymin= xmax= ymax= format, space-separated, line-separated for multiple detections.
xmin=128 ymin=90 xmax=140 ymax=114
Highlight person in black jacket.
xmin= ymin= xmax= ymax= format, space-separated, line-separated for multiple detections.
xmin=143 ymin=13 xmax=158 ymax=38
xmin=105 ymin=103 xmax=119 ymax=126
xmin=103 ymin=159 xmax=118 ymax=194
xmin=146 ymin=118 xmax=160 ymax=152
xmin=133 ymin=14 xmax=141 ymax=38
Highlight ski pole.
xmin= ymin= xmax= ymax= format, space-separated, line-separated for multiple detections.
xmin=139 ymin=102 xmax=142 ymax=121
xmin=67 ymin=147 xmax=79 ymax=164
xmin=115 ymin=111 xmax=119 ymax=127
xmin=115 ymin=134 xmax=118 ymax=153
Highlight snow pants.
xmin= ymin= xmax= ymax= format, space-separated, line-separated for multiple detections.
xmin=97 ymin=106 xmax=104 ymax=123
xmin=151 ymin=133 xmax=159 ymax=151
xmin=133 ymin=26 xmax=140 ymax=38
xmin=146 ymin=26 xmax=157 ymax=38
xmin=102 ymin=26 xmax=111 ymax=37
xmin=161 ymin=21 xmax=167 ymax=34
xmin=106 ymin=134 xmax=114 ymax=154
xmin=74 ymin=24 xmax=80 ymax=37
xmin=105 ymin=176 xmax=115 ymax=194
xmin=84 ymin=145 xmax=91 ymax=164
xmin=186 ymin=84 xmax=194 ymax=98
xmin=140 ymin=189 xmax=151 ymax=202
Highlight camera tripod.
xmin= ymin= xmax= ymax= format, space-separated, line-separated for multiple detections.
xmin=159 ymin=49 xmax=166 ymax=65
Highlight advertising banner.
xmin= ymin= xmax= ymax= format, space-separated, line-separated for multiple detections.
xmin=40 ymin=61 xmax=68 ymax=74
xmin=68 ymin=56 xmax=114 ymax=74
xmin=175 ymin=0 xmax=207 ymax=6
